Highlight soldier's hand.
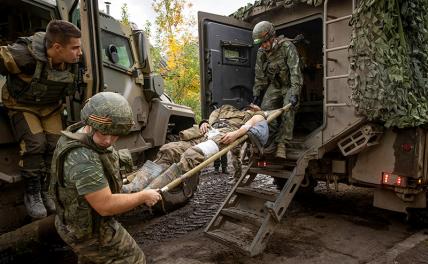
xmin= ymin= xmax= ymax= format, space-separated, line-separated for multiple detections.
xmin=199 ymin=122 xmax=210 ymax=134
xmin=252 ymin=95 xmax=262 ymax=106
xmin=289 ymin=95 xmax=299 ymax=108
xmin=220 ymin=131 xmax=239 ymax=144
xmin=249 ymin=103 xmax=262 ymax=111
xmin=142 ymin=189 xmax=162 ymax=207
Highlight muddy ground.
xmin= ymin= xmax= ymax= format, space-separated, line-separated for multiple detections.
xmin=2 ymin=166 xmax=427 ymax=264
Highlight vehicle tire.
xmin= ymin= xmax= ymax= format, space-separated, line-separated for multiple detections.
xmin=407 ymin=207 xmax=428 ymax=228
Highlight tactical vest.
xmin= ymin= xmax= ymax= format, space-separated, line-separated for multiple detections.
xmin=209 ymin=105 xmax=263 ymax=129
xmin=6 ymin=32 xmax=78 ymax=105
xmin=262 ymin=37 xmax=292 ymax=86
xmin=50 ymin=123 xmax=125 ymax=239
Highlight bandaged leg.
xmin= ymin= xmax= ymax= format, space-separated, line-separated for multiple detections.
xmin=195 ymin=139 xmax=219 ymax=158
xmin=122 ymin=160 xmax=164 ymax=193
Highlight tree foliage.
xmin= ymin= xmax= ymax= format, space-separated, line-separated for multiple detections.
xmin=120 ymin=3 xmax=130 ymax=26
xmin=151 ymin=0 xmax=201 ymax=121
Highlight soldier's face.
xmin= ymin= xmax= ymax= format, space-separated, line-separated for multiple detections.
xmin=54 ymin=37 xmax=82 ymax=64
xmin=93 ymin=130 xmax=119 ymax=148
xmin=261 ymin=38 xmax=274 ymax=51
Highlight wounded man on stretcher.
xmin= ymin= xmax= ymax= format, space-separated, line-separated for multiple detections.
xmin=121 ymin=104 xmax=269 ymax=209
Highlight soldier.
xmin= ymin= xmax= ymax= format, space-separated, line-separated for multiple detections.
xmin=50 ymin=92 xmax=162 ymax=263
xmin=251 ymin=21 xmax=303 ymax=159
xmin=0 ymin=20 xmax=82 ymax=218
xmin=123 ymin=104 xmax=269 ymax=193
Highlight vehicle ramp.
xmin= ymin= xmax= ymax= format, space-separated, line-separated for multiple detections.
xmin=204 ymin=147 xmax=312 ymax=256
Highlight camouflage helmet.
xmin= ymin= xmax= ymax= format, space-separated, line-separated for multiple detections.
xmin=81 ymin=92 xmax=134 ymax=136
xmin=252 ymin=21 xmax=275 ymax=45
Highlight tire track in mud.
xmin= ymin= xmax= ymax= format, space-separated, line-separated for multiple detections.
xmin=132 ymin=168 xmax=233 ymax=245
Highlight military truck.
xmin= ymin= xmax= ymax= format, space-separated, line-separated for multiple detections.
xmin=198 ymin=0 xmax=428 ymax=256
xmin=0 ymin=0 xmax=195 ymax=233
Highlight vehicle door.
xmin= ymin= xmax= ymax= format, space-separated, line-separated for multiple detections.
xmin=198 ymin=12 xmax=255 ymax=119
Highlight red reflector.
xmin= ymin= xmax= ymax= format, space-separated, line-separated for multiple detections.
xmin=383 ymin=173 xmax=389 ymax=184
xmin=382 ymin=172 xmax=407 ymax=187
xmin=401 ymin=143 xmax=413 ymax=152
xmin=257 ymin=161 xmax=268 ymax=167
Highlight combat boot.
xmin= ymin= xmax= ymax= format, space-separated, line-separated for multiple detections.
xmin=122 ymin=160 xmax=163 ymax=193
xmin=275 ymin=143 xmax=287 ymax=159
xmin=24 ymin=192 xmax=47 ymax=219
xmin=146 ymin=163 xmax=181 ymax=190
xmin=24 ymin=177 xmax=47 ymax=219
xmin=42 ymin=191 xmax=56 ymax=214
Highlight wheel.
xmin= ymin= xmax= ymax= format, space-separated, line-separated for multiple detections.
xmin=407 ymin=207 xmax=428 ymax=228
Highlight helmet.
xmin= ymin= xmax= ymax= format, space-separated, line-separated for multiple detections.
xmin=252 ymin=21 xmax=275 ymax=45
xmin=81 ymin=92 xmax=134 ymax=136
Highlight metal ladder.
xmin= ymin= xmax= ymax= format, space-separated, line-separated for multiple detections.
xmin=323 ymin=0 xmax=356 ymax=109
xmin=204 ymin=148 xmax=312 ymax=256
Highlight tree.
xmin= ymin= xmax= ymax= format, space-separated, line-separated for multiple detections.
xmin=152 ymin=0 xmax=201 ymax=121
xmin=120 ymin=3 xmax=130 ymax=26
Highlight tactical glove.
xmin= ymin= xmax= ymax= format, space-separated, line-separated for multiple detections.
xmin=252 ymin=95 xmax=262 ymax=106
xmin=290 ymin=95 xmax=298 ymax=108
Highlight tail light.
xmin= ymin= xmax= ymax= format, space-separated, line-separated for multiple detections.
xmin=257 ymin=161 xmax=271 ymax=167
xmin=382 ymin=172 xmax=407 ymax=187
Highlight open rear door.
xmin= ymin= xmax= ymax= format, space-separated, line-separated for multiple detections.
xmin=198 ymin=12 xmax=255 ymax=119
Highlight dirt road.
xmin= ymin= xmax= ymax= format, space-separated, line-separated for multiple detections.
xmin=132 ymin=168 xmax=426 ymax=264
xmin=2 ymin=167 xmax=427 ymax=263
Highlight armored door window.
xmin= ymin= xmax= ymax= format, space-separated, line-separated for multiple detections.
xmin=221 ymin=41 xmax=251 ymax=67
xmin=101 ymin=30 xmax=134 ymax=69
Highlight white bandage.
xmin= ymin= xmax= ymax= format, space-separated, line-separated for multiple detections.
xmin=207 ymin=128 xmax=220 ymax=139
xmin=241 ymin=124 xmax=251 ymax=131
xmin=195 ymin=139 xmax=219 ymax=158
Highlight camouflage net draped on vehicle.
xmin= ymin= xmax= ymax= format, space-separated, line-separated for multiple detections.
xmin=231 ymin=0 xmax=323 ymax=20
xmin=348 ymin=0 xmax=428 ymax=128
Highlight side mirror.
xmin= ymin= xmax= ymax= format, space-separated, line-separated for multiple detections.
xmin=106 ymin=44 xmax=119 ymax=64
xmin=134 ymin=30 xmax=148 ymax=67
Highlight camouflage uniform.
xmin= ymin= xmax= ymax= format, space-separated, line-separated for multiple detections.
xmin=253 ymin=36 xmax=303 ymax=148
xmin=155 ymin=105 xmax=266 ymax=179
xmin=50 ymin=122 xmax=145 ymax=264
xmin=0 ymin=32 xmax=79 ymax=218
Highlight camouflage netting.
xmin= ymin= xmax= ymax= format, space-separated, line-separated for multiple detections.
xmin=349 ymin=0 xmax=428 ymax=128
xmin=231 ymin=0 xmax=323 ymax=20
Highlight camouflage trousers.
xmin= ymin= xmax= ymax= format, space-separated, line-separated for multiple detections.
xmin=55 ymin=217 xmax=145 ymax=264
xmin=261 ymin=83 xmax=296 ymax=144
xmin=155 ymin=127 xmax=243 ymax=179
xmin=2 ymin=88 xmax=62 ymax=184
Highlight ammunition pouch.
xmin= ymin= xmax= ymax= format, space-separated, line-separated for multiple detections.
xmin=7 ymin=61 xmax=78 ymax=105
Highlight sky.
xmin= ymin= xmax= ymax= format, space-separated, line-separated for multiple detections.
xmin=98 ymin=0 xmax=253 ymax=34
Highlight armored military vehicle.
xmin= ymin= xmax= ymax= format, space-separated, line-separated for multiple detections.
xmin=0 ymin=0 xmax=195 ymax=233
xmin=198 ymin=0 xmax=428 ymax=256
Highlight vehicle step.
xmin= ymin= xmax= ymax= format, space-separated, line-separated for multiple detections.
xmin=286 ymin=148 xmax=306 ymax=161
xmin=235 ymin=186 xmax=277 ymax=202
xmin=248 ymin=167 xmax=292 ymax=179
xmin=221 ymin=207 xmax=264 ymax=226
xmin=205 ymin=229 xmax=251 ymax=254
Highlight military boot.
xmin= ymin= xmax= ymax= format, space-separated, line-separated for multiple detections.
xmin=122 ymin=160 xmax=164 ymax=193
xmin=146 ymin=163 xmax=181 ymax=190
xmin=41 ymin=176 xmax=56 ymax=213
xmin=42 ymin=191 xmax=56 ymax=214
xmin=24 ymin=176 xmax=47 ymax=219
xmin=275 ymin=143 xmax=287 ymax=159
